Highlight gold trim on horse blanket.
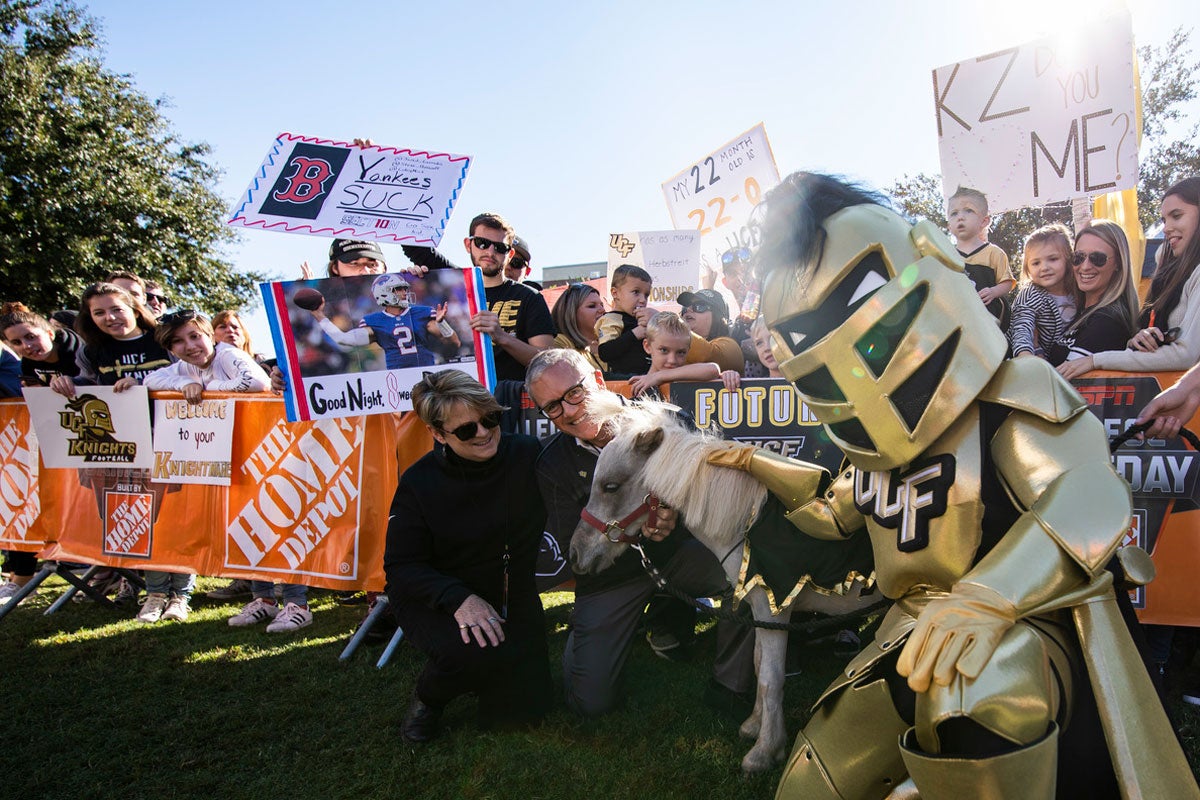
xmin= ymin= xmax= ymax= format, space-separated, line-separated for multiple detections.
xmin=734 ymin=494 xmax=876 ymax=616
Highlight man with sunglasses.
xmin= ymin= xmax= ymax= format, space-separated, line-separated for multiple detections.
xmin=144 ymin=280 xmax=168 ymax=320
xmin=526 ymin=348 xmax=754 ymax=718
xmin=406 ymin=214 xmax=556 ymax=380
xmin=461 ymin=213 xmax=555 ymax=381
xmin=503 ymin=235 xmax=542 ymax=291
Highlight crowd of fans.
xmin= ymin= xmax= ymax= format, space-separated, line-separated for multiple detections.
xmin=2 ymin=176 xmax=1199 ymax=742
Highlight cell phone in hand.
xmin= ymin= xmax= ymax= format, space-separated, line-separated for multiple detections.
xmin=1155 ymin=327 xmax=1182 ymax=345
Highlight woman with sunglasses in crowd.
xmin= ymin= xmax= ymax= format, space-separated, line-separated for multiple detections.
xmin=1053 ymin=220 xmax=1140 ymax=379
xmin=550 ymin=282 xmax=608 ymax=373
xmin=1064 ymin=178 xmax=1200 ymax=377
xmin=384 ymin=370 xmax=552 ymax=743
xmin=674 ymin=288 xmax=745 ymax=374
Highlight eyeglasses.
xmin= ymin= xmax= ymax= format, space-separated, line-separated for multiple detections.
xmin=471 ymin=236 xmax=511 ymax=253
xmin=537 ymin=381 xmax=588 ymax=419
xmin=146 ymin=292 xmax=167 ymax=304
xmin=441 ymin=410 xmax=502 ymax=442
xmin=685 ymin=302 xmax=712 ymax=314
xmin=721 ymin=247 xmax=751 ymax=267
xmin=160 ymin=309 xmax=206 ymax=325
xmin=1072 ymin=251 xmax=1110 ymax=268
xmin=508 ymin=256 xmax=528 ymax=271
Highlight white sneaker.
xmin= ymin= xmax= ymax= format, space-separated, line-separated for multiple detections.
xmin=265 ymin=602 xmax=313 ymax=633
xmin=0 ymin=581 xmax=26 ymax=606
xmin=137 ymin=593 xmax=169 ymax=623
xmin=161 ymin=595 xmax=190 ymax=622
xmin=228 ymin=597 xmax=279 ymax=627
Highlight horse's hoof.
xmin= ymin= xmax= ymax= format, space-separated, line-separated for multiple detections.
xmin=740 ymin=749 xmax=782 ymax=774
xmin=739 ymin=717 xmax=761 ymax=740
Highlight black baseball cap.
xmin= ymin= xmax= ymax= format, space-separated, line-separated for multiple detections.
xmin=511 ymin=235 xmax=531 ymax=264
xmin=330 ymin=239 xmax=385 ymax=263
xmin=676 ymin=289 xmax=729 ymax=320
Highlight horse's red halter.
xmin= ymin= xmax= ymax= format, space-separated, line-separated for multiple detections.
xmin=579 ymin=493 xmax=661 ymax=544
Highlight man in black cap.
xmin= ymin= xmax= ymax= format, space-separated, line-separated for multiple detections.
xmin=327 ymin=239 xmax=387 ymax=277
xmin=504 ymin=235 xmax=542 ymax=291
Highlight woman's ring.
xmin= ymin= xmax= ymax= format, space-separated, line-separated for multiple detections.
xmin=459 ymin=624 xmax=468 ymax=630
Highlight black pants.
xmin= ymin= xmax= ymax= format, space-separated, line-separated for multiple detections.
xmin=2 ymin=550 xmax=37 ymax=577
xmin=395 ymin=595 xmax=552 ymax=726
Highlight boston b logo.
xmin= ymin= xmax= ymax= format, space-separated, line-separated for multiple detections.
xmin=258 ymin=143 xmax=350 ymax=220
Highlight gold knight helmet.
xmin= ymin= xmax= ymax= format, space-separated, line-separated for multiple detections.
xmin=64 ymin=393 xmax=115 ymax=437
xmin=755 ymin=173 xmax=1007 ymax=471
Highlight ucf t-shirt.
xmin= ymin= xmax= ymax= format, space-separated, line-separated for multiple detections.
xmin=485 ymin=280 xmax=555 ymax=381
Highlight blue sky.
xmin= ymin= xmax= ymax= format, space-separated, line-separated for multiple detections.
xmin=87 ymin=0 xmax=1191 ymax=356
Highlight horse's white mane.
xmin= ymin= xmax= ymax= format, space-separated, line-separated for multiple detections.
xmin=606 ymin=400 xmax=767 ymax=549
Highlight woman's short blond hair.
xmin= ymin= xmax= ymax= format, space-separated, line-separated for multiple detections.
xmin=411 ymin=370 xmax=505 ymax=431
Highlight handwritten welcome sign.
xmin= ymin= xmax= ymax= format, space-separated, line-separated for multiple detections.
xmin=933 ymin=12 xmax=1137 ymax=213
xmin=228 ymin=134 xmax=472 ymax=247
xmin=661 ymin=124 xmax=780 ymax=281
xmin=151 ymin=398 xmax=236 ymax=486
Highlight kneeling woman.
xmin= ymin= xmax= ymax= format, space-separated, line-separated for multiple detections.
xmin=384 ymin=371 xmax=552 ymax=741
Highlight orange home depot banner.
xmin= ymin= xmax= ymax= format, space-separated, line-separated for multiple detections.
xmin=37 ymin=394 xmax=405 ymax=592
xmin=0 ymin=399 xmax=44 ymax=554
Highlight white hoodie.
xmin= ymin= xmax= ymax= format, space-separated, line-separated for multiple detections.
xmin=144 ymin=342 xmax=270 ymax=393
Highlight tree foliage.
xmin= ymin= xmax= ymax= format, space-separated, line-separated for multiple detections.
xmin=0 ymin=0 xmax=263 ymax=315
xmin=888 ymin=26 xmax=1200 ymax=261
xmin=1136 ymin=27 xmax=1200 ymax=230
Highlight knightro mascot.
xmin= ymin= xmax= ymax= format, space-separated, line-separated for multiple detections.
xmin=709 ymin=173 xmax=1197 ymax=799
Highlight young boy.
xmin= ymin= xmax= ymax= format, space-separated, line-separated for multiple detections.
xmin=629 ymin=312 xmax=740 ymax=397
xmin=947 ymin=186 xmax=1014 ymax=323
xmin=596 ymin=264 xmax=655 ymax=376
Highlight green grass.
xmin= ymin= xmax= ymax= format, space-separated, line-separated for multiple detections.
xmin=2 ymin=576 xmax=1199 ymax=800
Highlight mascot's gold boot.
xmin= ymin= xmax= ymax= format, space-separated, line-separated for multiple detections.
xmin=897 ymin=725 xmax=1058 ymax=800
xmin=706 ymin=173 xmax=1199 ymax=799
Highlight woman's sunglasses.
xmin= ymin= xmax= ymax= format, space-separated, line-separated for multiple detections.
xmin=442 ymin=410 xmax=502 ymax=442
xmin=685 ymin=302 xmax=712 ymax=314
xmin=1072 ymin=251 xmax=1109 ymax=268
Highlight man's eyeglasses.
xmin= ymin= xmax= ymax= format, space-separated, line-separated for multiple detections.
xmin=146 ymin=292 xmax=167 ymax=304
xmin=684 ymin=302 xmax=712 ymax=314
xmin=160 ymin=309 xmax=206 ymax=325
xmin=721 ymin=247 xmax=751 ymax=267
xmin=538 ymin=381 xmax=588 ymax=419
xmin=441 ymin=410 xmax=502 ymax=442
xmin=471 ymin=236 xmax=511 ymax=253
xmin=1072 ymin=251 xmax=1110 ymax=268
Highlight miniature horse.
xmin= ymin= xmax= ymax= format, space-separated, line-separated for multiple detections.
xmin=571 ymin=400 xmax=877 ymax=773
